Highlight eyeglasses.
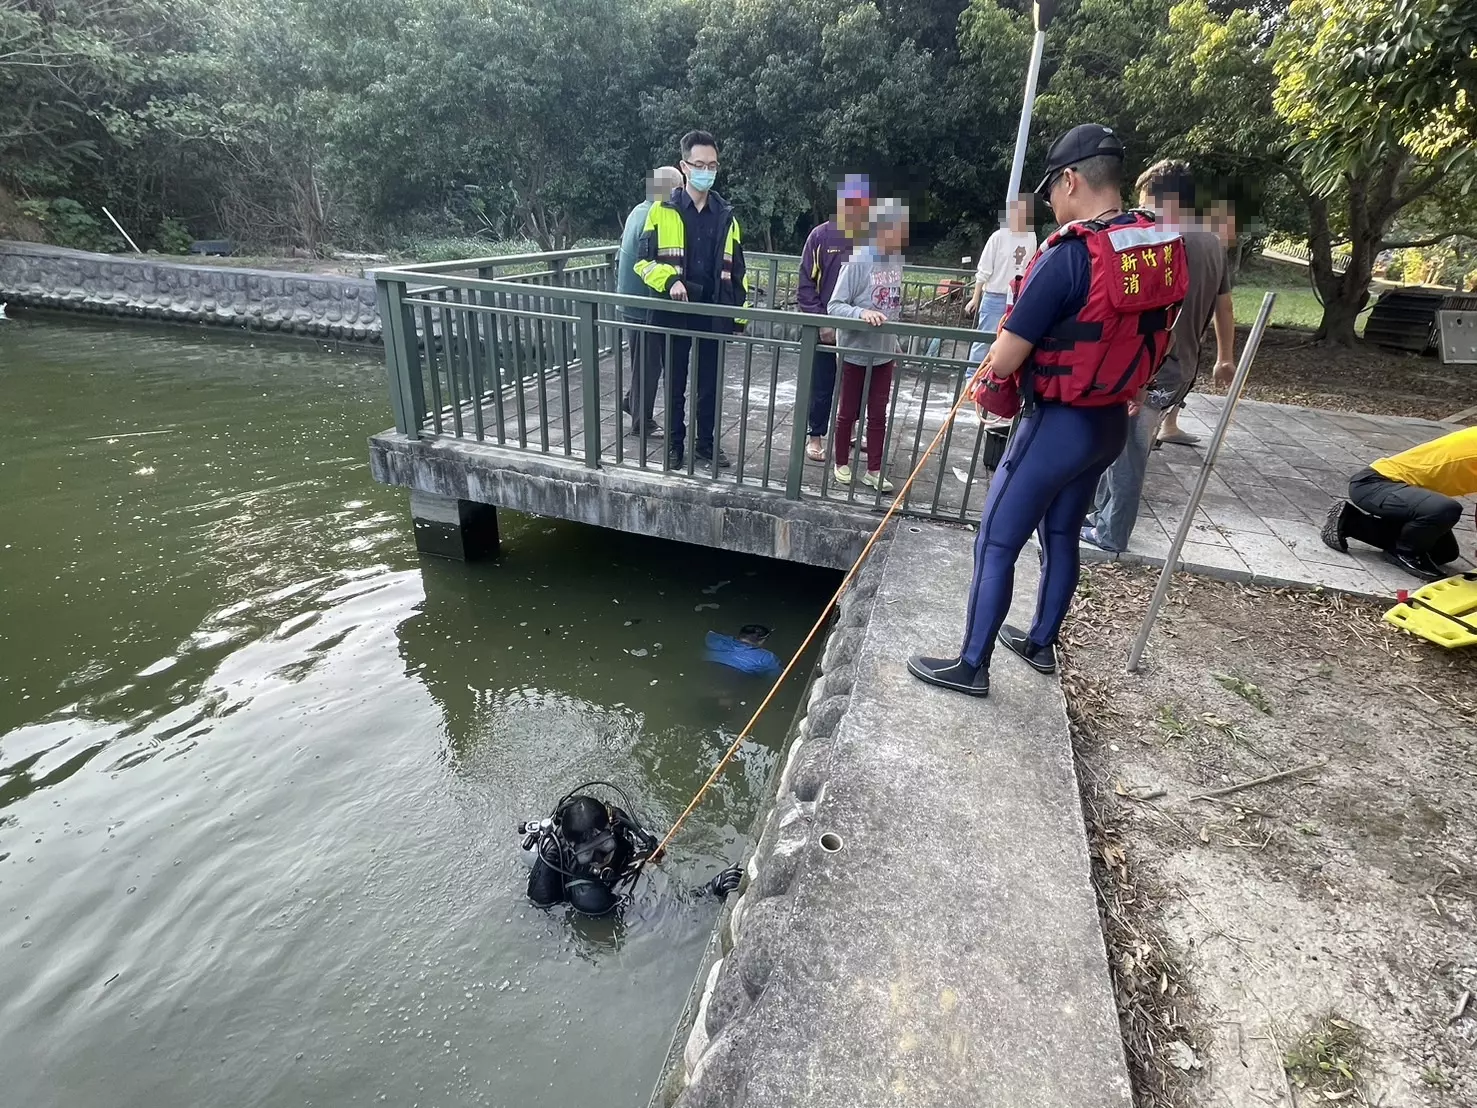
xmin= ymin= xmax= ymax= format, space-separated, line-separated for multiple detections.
xmin=683 ymin=159 xmax=719 ymax=172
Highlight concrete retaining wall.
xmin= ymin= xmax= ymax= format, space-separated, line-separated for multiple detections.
xmin=0 ymin=241 xmax=380 ymax=343
xmin=652 ymin=543 xmax=890 ymax=1107
xmin=650 ymin=522 xmax=1133 ymax=1108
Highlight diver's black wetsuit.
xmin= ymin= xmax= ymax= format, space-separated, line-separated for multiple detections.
xmin=525 ymin=799 xmax=657 ymax=917
xmin=523 ymin=788 xmax=742 ymax=918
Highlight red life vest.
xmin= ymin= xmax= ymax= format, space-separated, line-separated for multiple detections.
xmin=1003 ymin=211 xmax=1187 ymax=407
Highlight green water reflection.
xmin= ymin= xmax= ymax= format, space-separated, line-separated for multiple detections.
xmin=0 ymin=313 xmax=834 ymax=1108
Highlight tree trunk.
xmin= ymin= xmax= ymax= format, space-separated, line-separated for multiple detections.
xmin=1310 ymin=157 xmax=1405 ymax=346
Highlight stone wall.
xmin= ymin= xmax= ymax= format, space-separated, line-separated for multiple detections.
xmin=652 ymin=543 xmax=889 ymax=1107
xmin=0 ymin=241 xmax=380 ymax=343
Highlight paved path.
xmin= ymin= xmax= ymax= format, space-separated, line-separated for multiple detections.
xmin=1092 ymin=393 xmax=1475 ymax=599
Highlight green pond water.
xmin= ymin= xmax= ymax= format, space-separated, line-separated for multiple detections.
xmin=0 ymin=313 xmax=833 ymax=1108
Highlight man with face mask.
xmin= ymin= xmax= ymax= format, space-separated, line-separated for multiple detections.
xmin=635 ymin=130 xmax=750 ymax=472
xmin=909 ymin=125 xmax=1186 ymax=698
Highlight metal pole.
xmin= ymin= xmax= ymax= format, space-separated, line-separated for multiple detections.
xmin=1004 ymin=30 xmax=1047 ymax=208
xmin=101 ymin=206 xmax=142 ymax=254
xmin=1125 ymin=292 xmax=1277 ymax=673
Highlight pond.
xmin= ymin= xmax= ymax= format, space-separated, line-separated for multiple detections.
xmin=0 ymin=314 xmax=833 ymax=1108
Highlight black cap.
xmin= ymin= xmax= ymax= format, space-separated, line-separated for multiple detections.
xmin=1034 ymin=124 xmax=1125 ymax=195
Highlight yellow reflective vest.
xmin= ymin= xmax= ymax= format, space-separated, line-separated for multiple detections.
xmin=634 ymin=188 xmax=749 ymax=328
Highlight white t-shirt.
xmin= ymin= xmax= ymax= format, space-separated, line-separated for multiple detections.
xmin=974 ymin=229 xmax=1038 ymax=298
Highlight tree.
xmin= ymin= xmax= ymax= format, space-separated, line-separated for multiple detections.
xmin=1271 ymin=0 xmax=1477 ymax=342
xmin=646 ymin=0 xmax=938 ymax=251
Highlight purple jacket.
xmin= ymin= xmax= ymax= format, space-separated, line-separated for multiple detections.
xmin=797 ymin=220 xmax=854 ymax=314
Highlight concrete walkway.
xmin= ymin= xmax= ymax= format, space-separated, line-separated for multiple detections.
xmin=1098 ymin=393 xmax=1475 ymax=598
xmin=671 ymin=524 xmax=1130 ymax=1108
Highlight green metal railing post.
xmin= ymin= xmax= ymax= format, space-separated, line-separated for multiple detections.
xmin=376 ymin=276 xmax=422 ymax=438
xmin=576 ymin=299 xmax=601 ymax=469
xmin=785 ymin=323 xmax=819 ymax=499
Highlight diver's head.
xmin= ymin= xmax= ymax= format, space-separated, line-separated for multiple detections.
xmin=738 ymin=623 xmax=771 ymax=647
xmin=559 ymin=795 xmax=611 ymax=842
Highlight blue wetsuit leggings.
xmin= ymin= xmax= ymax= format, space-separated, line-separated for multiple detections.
xmin=959 ymin=401 xmax=1129 ymax=668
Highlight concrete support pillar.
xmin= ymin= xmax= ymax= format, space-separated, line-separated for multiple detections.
xmin=409 ymin=490 xmax=501 ymax=561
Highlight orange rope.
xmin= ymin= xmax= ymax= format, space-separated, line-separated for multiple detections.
xmin=646 ymin=371 xmax=985 ymax=863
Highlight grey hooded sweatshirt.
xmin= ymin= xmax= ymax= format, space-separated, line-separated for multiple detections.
xmin=827 ymin=243 xmax=904 ymax=368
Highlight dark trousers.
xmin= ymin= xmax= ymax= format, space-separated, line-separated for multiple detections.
xmin=835 ymin=360 xmax=894 ymax=472
xmin=668 ymin=324 xmax=720 ymax=455
xmin=959 ymin=402 xmax=1129 ymax=668
xmin=622 ymin=327 xmax=664 ymax=426
xmin=1348 ymin=466 xmax=1463 ymax=556
xmin=806 ymin=350 xmax=838 ymax=438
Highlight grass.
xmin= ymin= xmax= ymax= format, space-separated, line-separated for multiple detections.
xmin=1283 ymin=1015 xmax=1367 ymax=1100
xmin=1232 ymin=254 xmax=1372 ymax=334
xmin=1232 ymin=285 xmax=1331 ymax=331
xmin=1212 ymin=672 xmax=1273 ymax=714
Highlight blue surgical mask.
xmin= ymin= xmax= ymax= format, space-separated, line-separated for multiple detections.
xmin=688 ymin=169 xmax=717 ymax=192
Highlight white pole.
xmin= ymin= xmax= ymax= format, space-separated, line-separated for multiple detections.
xmin=1125 ymin=292 xmax=1277 ymax=673
xmin=101 ymin=206 xmax=142 ymax=254
xmin=1005 ymin=29 xmax=1048 ymax=209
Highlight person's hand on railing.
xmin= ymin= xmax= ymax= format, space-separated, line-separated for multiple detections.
xmin=860 ymin=309 xmax=886 ymax=326
xmin=669 ymin=281 xmax=689 ymax=302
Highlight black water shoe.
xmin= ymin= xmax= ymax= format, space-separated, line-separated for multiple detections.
xmin=907 ymin=655 xmax=990 ymax=697
xmin=998 ymin=623 xmax=1057 ymax=675
xmin=1383 ymin=549 xmax=1443 ymax=582
xmin=1320 ymin=501 xmax=1349 ymax=553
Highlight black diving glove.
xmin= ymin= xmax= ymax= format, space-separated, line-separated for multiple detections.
xmin=705 ymin=865 xmax=743 ymax=899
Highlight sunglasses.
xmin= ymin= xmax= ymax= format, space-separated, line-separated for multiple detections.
xmin=1037 ymin=166 xmax=1076 ymax=206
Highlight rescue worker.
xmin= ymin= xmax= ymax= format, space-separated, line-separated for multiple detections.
xmin=522 ymin=784 xmax=742 ymax=917
xmin=1321 ymin=426 xmax=1477 ymax=580
xmin=908 ymin=124 xmax=1187 ymax=697
xmin=635 ymin=130 xmax=750 ymax=472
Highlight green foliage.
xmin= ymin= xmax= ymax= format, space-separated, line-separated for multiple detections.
xmin=156 ymin=217 xmax=194 ymax=255
xmin=17 ymin=199 xmax=120 ymax=252
xmin=1274 ymin=0 xmax=1477 ymax=195
xmin=0 ymin=0 xmax=1468 ymax=330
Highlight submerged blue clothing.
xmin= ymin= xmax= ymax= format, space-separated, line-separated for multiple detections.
xmin=958 ymin=401 xmax=1129 ymax=667
xmin=705 ymin=632 xmax=783 ymax=678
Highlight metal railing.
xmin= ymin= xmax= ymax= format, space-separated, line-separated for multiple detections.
xmin=371 ymin=250 xmax=1000 ymax=522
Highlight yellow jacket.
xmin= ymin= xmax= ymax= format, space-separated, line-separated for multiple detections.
xmin=1370 ymin=426 xmax=1477 ymax=497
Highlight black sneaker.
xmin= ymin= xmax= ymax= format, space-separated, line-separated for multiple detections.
xmin=1383 ymin=549 xmax=1443 ymax=582
xmin=997 ymin=623 xmax=1057 ymax=675
xmin=667 ymin=447 xmax=685 ymax=470
xmin=1320 ymin=501 xmax=1349 ymax=553
xmin=695 ymin=447 xmax=732 ymax=469
xmin=906 ymin=655 xmax=990 ymax=697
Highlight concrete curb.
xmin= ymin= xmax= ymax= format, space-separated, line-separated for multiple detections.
xmin=1075 ymin=543 xmax=1404 ymax=602
xmin=654 ymin=523 xmax=1133 ymax=1108
xmin=655 ymin=532 xmax=893 ymax=1107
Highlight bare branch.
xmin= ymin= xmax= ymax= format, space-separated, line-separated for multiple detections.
xmin=1383 ymin=230 xmax=1477 ymax=249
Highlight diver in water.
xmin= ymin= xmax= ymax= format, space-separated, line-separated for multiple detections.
xmin=704 ymin=623 xmax=783 ymax=679
xmin=520 ymin=782 xmax=742 ymax=917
